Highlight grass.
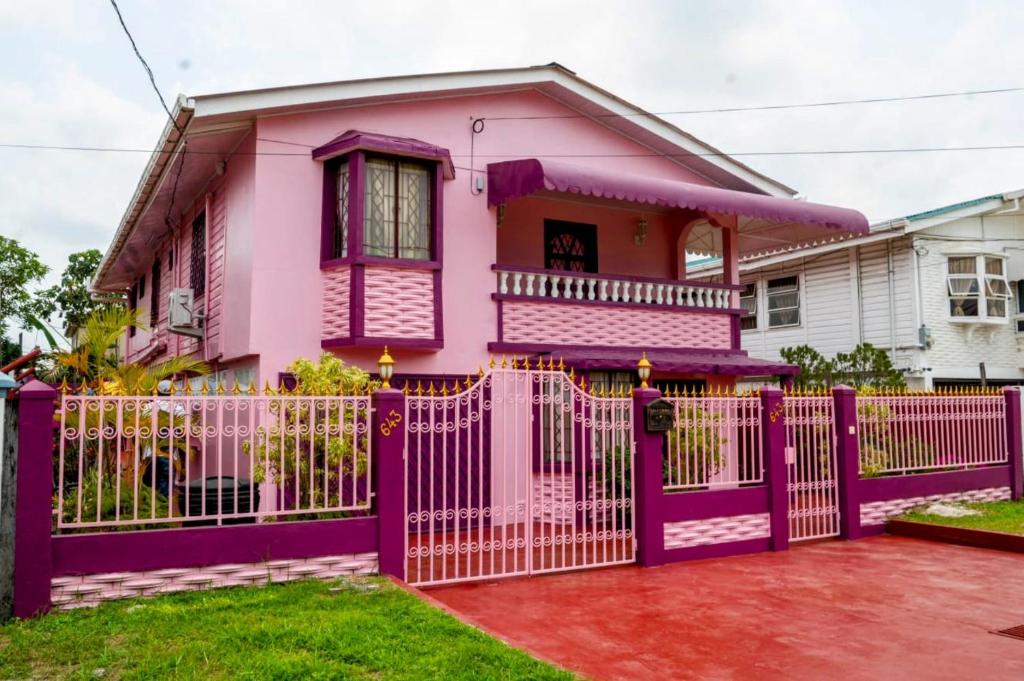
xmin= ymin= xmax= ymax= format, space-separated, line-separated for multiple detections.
xmin=0 ymin=578 xmax=574 ymax=680
xmin=898 ymin=500 xmax=1024 ymax=535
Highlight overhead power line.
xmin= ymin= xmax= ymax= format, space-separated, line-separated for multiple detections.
xmin=483 ymin=86 xmax=1024 ymax=121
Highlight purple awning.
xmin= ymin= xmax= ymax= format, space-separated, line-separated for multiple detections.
xmin=487 ymin=158 xmax=867 ymax=236
xmin=312 ymin=130 xmax=455 ymax=179
xmin=543 ymin=348 xmax=799 ymax=377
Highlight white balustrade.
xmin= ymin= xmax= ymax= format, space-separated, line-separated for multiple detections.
xmin=495 ymin=268 xmax=735 ymax=311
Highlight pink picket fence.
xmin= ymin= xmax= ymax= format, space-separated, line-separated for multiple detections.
xmin=55 ymin=392 xmax=372 ymax=531
xmin=856 ymin=391 xmax=1008 ymax=476
xmin=663 ymin=392 xmax=763 ymax=491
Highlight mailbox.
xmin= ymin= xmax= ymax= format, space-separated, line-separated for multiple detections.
xmin=644 ymin=398 xmax=675 ymax=433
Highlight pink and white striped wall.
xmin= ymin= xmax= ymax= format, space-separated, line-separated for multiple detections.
xmin=322 ymin=266 xmax=351 ymax=339
xmin=663 ymin=513 xmax=771 ymax=549
xmin=364 ymin=266 xmax=435 ymax=339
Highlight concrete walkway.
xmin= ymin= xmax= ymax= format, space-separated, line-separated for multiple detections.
xmin=429 ymin=536 xmax=1024 ymax=680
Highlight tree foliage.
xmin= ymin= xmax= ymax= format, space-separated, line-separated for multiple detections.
xmin=42 ymin=248 xmax=105 ymax=335
xmin=0 ymin=235 xmax=52 ymax=342
xmin=780 ymin=342 xmax=905 ymax=389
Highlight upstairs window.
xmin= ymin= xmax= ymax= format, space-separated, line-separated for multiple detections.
xmin=947 ymin=255 xmax=1009 ymax=320
xmin=331 ymin=160 xmax=350 ymax=258
xmin=150 ymin=259 xmax=161 ymax=327
xmin=190 ymin=211 xmax=206 ymax=297
xmin=544 ymin=220 xmax=598 ymax=273
xmin=766 ymin=276 xmax=800 ymax=328
xmin=739 ymin=282 xmax=757 ymax=330
xmin=363 ymin=157 xmax=432 ymax=260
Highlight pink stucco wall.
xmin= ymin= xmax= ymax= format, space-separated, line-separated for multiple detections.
xmin=236 ymin=89 xmax=724 ymax=380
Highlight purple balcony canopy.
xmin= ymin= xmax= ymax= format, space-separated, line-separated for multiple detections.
xmin=313 ymin=130 xmax=456 ymax=179
xmin=487 ymin=158 xmax=868 ymax=257
xmin=554 ymin=348 xmax=799 ymax=377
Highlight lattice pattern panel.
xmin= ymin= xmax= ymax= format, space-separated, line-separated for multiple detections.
xmin=533 ymin=474 xmax=575 ymax=523
xmin=663 ymin=513 xmax=771 ymax=549
xmin=364 ymin=266 xmax=434 ymax=339
xmin=205 ymin=190 xmax=227 ymax=357
xmin=322 ymin=266 xmax=351 ymax=339
xmin=51 ymin=552 xmax=378 ymax=610
xmin=860 ymin=487 xmax=1011 ymax=526
xmin=502 ymin=301 xmax=731 ymax=349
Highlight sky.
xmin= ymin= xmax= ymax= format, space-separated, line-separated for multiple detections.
xmin=2 ymin=0 xmax=1023 ymax=348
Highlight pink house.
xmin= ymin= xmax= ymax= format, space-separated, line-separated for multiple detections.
xmin=93 ymin=64 xmax=868 ymax=390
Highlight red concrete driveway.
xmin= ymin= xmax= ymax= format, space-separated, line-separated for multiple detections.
xmin=428 ymin=536 xmax=1024 ymax=680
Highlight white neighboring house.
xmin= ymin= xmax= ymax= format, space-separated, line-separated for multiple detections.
xmin=691 ymin=189 xmax=1024 ymax=389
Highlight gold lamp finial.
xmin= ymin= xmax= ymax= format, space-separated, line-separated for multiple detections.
xmin=637 ymin=352 xmax=652 ymax=389
xmin=378 ymin=346 xmax=395 ymax=390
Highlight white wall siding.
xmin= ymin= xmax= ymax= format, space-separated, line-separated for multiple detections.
xmin=856 ymin=239 xmax=917 ymax=353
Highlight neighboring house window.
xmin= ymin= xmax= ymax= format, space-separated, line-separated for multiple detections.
xmin=1016 ymin=280 xmax=1024 ymax=332
xmin=332 ymin=160 xmax=350 ymax=258
xmin=946 ymin=255 xmax=1009 ymax=319
xmin=739 ymin=282 xmax=757 ymax=330
xmin=150 ymin=259 xmax=161 ymax=327
xmin=544 ymin=220 xmax=598 ymax=273
xmin=766 ymin=276 xmax=800 ymax=328
xmin=191 ymin=211 xmax=206 ymax=296
xmin=363 ymin=157 xmax=432 ymax=260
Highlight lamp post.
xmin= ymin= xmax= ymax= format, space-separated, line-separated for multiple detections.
xmin=377 ymin=346 xmax=395 ymax=389
xmin=637 ymin=352 xmax=652 ymax=389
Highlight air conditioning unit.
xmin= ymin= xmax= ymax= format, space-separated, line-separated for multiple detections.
xmin=168 ymin=288 xmax=204 ymax=338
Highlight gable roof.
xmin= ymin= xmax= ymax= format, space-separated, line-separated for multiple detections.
xmin=95 ymin=63 xmax=804 ymax=290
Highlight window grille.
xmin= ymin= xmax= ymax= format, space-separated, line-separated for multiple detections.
xmin=767 ymin=276 xmax=800 ymax=328
xmin=150 ymin=259 xmax=161 ymax=327
xmin=363 ymin=158 xmax=432 ymax=260
xmin=191 ymin=211 xmax=206 ymax=297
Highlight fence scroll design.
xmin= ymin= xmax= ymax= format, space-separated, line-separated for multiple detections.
xmin=55 ymin=392 xmax=371 ymax=532
xmin=857 ymin=390 xmax=1007 ymax=477
xmin=784 ymin=394 xmax=840 ymax=542
xmin=663 ymin=390 xmax=763 ymax=491
xmin=404 ymin=366 xmax=634 ymax=587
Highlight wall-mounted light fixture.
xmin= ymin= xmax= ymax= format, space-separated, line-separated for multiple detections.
xmin=634 ymin=216 xmax=648 ymax=246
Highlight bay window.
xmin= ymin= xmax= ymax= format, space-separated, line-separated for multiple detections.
xmin=766 ymin=276 xmax=800 ymax=328
xmin=947 ymin=255 xmax=1010 ymax=320
xmin=364 ymin=158 xmax=432 ymax=260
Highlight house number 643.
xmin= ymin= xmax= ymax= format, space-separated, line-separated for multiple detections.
xmin=767 ymin=402 xmax=785 ymax=423
xmin=379 ymin=409 xmax=403 ymax=437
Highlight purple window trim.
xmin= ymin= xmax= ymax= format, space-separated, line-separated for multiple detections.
xmin=52 ymin=517 xmax=378 ymax=577
xmin=349 ymin=264 xmax=366 ymax=339
xmin=322 ymin=256 xmax=441 ymax=271
xmin=491 ymin=263 xmax=745 ymax=291
xmin=320 ymin=162 xmax=336 ymax=262
xmin=432 ymin=269 xmax=444 ymax=343
xmin=311 ymin=129 xmax=456 ymax=180
xmin=492 ymin=293 xmax=744 ymax=317
xmin=322 ymin=336 xmax=444 ymax=350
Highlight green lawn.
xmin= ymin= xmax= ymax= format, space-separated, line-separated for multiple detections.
xmin=898 ymin=500 xmax=1024 ymax=535
xmin=0 ymin=578 xmax=574 ymax=680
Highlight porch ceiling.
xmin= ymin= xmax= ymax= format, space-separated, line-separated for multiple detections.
xmin=487 ymin=158 xmax=868 ymax=258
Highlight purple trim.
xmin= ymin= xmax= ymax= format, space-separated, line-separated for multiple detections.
xmin=312 ymin=130 xmax=455 ymax=180
xmin=372 ymin=389 xmax=406 ymax=578
xmin=52 ymin=518 xmax=377 ymax=576
xmin=661 ymin=536 xmax=772 ymax=564
xmin=760 ymin=387 xmax=789 ymax=551
xmin=486 ymin=158 xmax=868 ymax=234
xmin=493 ymin=292 xmax=744 ymax=317
xmin=322 ymin=336 xmax=444 ymax=350
xmin=350 ymin=152 xmax=365 ymax=259
xmin=486 ymin=343 xmax=801 ymax=377
xmin=632 ymin=388 xmax=665 ymax=567
xmin=832 ymin=386 xmax=862 ymax=539
xmin=322 ymin=256 xmax=441 ymax=271
xmin=730 ymin=315 xmax=741 ymax=350
xmin=492 ymin=263 xmax=745 ymax=291
xmin=432 ymin=269 xmax=443 ymax=343
xmin=320 ymin=162 xmax=335 ymax=263
xmin=13 ymin=382 xmax=57 ymax=618
xmin=1003 ymin=388 xmax=1022 ymax=500
xmin=858 ymin=466 xmax=1013 ymax=504
xmin=496 ymin=299 xmax=504 ymax=343
xmin=660 ymin=486 xmax=769 ymax=522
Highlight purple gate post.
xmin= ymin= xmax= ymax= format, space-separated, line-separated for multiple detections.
xmin=832 ymin=385 xmax=862 ymax=539
xmin=1003 ymin=387 xmax=1023 ymax=501
xmin=760 ymin=387 xmax=789 ymax=551
xmin=633 ymin=387 xmax=665 ymax=567
xmin=13 ymin=381 xmax=56 ymax=618
xmin=372 ymin=387 xmax=406 ymax=578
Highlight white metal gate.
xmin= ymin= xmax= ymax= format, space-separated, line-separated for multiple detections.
xmin=404 ymin=365 xmax=635 ymax=587
xmin=784 ymin=394 xmax=840 ymax=542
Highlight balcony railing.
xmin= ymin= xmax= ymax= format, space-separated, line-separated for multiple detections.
xmin=494 ymin=266 xmax=736 ymax=309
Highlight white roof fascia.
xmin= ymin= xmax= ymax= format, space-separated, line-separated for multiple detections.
xmin=191 ymin=66 xmax=795 ymax=198
xmin=904 ymin=197 xmax=1009 ymax=234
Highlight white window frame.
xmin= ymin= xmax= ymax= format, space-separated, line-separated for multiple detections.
xmin=1014 ymin=280 xmax=1024 ymax=334
xmin=945 ymin=254 xmax=1011 ymax=323
xmin=739 ymin=282 xmax=758 ymax=331
xmin=766 ymin=275 xmax=801 ymax=329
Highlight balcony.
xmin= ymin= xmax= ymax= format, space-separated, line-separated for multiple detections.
xmin=491 ymin=265 xmax=742 ymax=354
